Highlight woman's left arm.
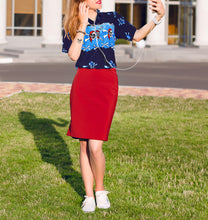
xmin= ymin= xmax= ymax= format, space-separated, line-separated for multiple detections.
xmin=133 ymin=0 xmax=165 ymax=42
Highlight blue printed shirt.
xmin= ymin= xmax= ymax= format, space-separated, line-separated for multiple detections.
xmin=62 ymin=11 xmax=136 ymax=69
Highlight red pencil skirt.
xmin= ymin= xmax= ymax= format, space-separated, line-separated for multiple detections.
xmin=67 ymin=68 xmax=118 ymax=141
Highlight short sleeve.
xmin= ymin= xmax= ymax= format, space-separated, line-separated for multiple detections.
xmin=62 ymin=30 xmax=72 ymax=53
xmin=113 ymin=12 xmax=136 ymax=41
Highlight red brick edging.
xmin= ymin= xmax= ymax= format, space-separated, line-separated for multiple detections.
xmin=1 ymin=82 xmax=208 ymax=100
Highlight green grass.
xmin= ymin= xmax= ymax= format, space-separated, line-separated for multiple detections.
xmin=0 ymin=92 xmax=208 ymax=220
xmin=115 ymin=39 xmax=130 ymax=45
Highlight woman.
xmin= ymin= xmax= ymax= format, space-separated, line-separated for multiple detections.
xmin=63 ymin=0 xmax=165 ymax=213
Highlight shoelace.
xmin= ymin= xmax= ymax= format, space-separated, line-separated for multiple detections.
xmin=82 ymin=196 xmax=89 ymax=208
xmin=96 ymin=191 xmax=110 ymax=202
xmin=82 ymin=196 xmax=93 ymax=208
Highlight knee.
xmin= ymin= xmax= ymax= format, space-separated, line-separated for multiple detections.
xmin=80 ymin=140 xmax=88 ymax=154
xmin=89 ymin=141 xmax=103 ymax=158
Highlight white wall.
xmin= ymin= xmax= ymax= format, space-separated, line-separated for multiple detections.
xmin=42 ymin=0 xmax=62 ymax=46
xmin=0 ymin=0 xmax=7 ymax=44
xmin=101 ymin=0 xmax=115 ymax=12
xmin=194 ymin=0 xmax=208 ymax=46
xmin=146 ymin=0 xmax=167 ymax=46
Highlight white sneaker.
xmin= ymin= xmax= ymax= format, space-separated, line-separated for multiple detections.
xmin=95 ymin=191 xmax=110 ymax=209
xmin=81 ymin=196 xmax=96 ymax=213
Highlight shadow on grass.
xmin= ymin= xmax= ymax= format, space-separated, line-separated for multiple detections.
xmin=18 ymin=111 xmax=85 ymax=197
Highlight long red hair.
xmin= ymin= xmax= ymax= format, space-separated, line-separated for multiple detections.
xmin=63 ymin=0 xmax=85 ymax=40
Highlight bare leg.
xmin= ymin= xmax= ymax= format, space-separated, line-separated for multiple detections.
xmin=79 ymin=139 xmax=94 ymax=197
xmin=88 ymin=139 xmax=105 ymax=192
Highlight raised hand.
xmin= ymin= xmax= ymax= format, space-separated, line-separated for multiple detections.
xmin=79 ymin=2 xmax=89 ymax=26
xmin=149 ymin=0 xmax=165 ymax=20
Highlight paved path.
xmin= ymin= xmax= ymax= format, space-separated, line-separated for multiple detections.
xmin=1 ymin=62 xmax=208 ymax=100
xmin=1 ymin=63 xmax=208 ymax=90
xmin=1 ymin=82 xmax=208 ymax=100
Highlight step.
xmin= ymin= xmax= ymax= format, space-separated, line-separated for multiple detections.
xmin=114 ymin=49 xmax=126 ymax=56
xmin=4 ymin=48 xmax=62 ymax=54
xmin=0 ymin=57 xmax=13 ymax=64
xmin=13 ymin=56 xmax=71 ymax=63
xmin=17 ymin=53 xmax=65 ymax=59
xmin=0 ymin=51 xmax=19 ymax=58
xmin=1 ymin=45 xmax=135 ymax=63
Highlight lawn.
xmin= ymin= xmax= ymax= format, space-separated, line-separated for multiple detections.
xmin=0 ymin=92 xmax=207 ymax=220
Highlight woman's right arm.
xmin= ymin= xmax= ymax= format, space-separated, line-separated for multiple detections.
xmin=68 ymin=2 xmax=89 ymax=61
xmin=133 ymin=0 xmax=165 ymax=42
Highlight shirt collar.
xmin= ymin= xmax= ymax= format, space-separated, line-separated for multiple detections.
xmin=88 ymin=9 xmax=101 ymax=25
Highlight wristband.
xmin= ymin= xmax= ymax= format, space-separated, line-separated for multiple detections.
xmin=152 ymin=15 xmax=162 ymax=25
xmin=76 ymin=30 xmax=86 ymax=35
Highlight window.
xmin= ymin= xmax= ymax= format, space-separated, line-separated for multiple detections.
xmin=116 ymin=1 xmax=147 ymax=44
xmin=115 ymin=3 xmax=131 ymax=44
xmin=168 ymin=4 xmax=179 ymax=44
xmin=62 ymin=0 xmax=68 ymax=19
xmin=6 ymin=0 xmax=42 ymax=36
xmin=167 ymin=0 xmax=196 ymax=45
xmin=179 ymin=0 xmax=195 ymax=46
xmin=133 ymin=3 xmax=147 ymax=29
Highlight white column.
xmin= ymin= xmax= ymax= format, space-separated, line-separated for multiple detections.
xmin=0 ymin=0 xmax=7 ymax=44
xmin=42 ymin=0 xmax=62 ymax=46
xmin=194 ymin=0 xmax=208 ymax=46
xmin=146 ymin=0 xmax=166 ymax=46
xmin=101 ymin=0 xmax=115 ymax=12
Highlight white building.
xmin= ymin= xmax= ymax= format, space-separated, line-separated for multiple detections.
xmin=0 ymin=0 xmax=208 ymax=47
